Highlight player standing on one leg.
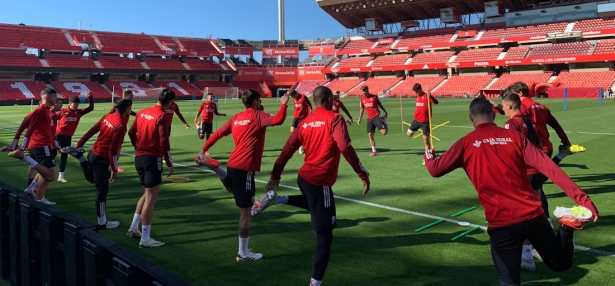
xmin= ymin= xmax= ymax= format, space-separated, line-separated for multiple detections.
xmin=357 ymin=85 xmax=388 ymax=156
xmin=9 ymin=88 xmax=59 ymax=205
xmin=63 ymin=99 xmax=133 ymax=229
xmin=195 ymin=93 xmax=226 ymax=155
xmin=406 ymin=84 xmax=439 ymax=159
xmin=109 ymin=90 xmax=137 ymax=173
xmin=424 ymin=98 xmax=598 ymax=285
xmin=195 ymin=89 xmax=289 ymax=261
xmin=55 ymin=93 xmax=94 ymax=183
xmin=252 ymin=86 xmax=370 ymax=286
xmin=289 ymin=90 xmax=312 ymax=154
xmin=164 ymin=100 xmax=190 ymax=136
xmin=127 ymin=89 xmax=176 ymax=248
xmin=332 ymin=90 xmax=353 ymax=125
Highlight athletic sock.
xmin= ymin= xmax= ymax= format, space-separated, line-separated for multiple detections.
xmin=130 ymin=213 xmax=141 ymax=230
xmin=58 ymin=172 xmax=65 ymax=179
xmin=23 ymin=156 xmax=38 ymax=168
xmin=275 ymin=195 xmax=289 ymax=205
xmin=555 ymin=153 xmax=567 ymax=161
xmin=522 ymin=245 xmax=533 ymax=260
xmin=310 ymin=278 xmax=322 ymax=286
xmin=239 ymin=237 xmax=249 ymax=256
xmin=25 ymin=179 xmax=38 ymax=193
xmin=371 ymin=146 xmax=376 ymax=152
xmin=213 ymin=167 xmax=227 ymax=179
xmin=97 ymin=215 xmax=107 ymax=226
xmin=141 ymin=225 xmax=151 ymax=242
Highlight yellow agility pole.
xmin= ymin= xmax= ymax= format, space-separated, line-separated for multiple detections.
xmin=413 ymin=121 xmax=450 ymax=139
xmin=400 ymin=93 xmax=404 ymax=133
xmin=427 ymin=91 xmax=434 ymax=149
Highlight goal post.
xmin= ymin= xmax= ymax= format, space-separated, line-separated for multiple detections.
xmin=202 ymin=87 xmax=239 ymax=104
xmin=112 ymin=86 xmax=164 ymax=103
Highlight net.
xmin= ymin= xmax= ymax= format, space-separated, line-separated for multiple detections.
xmin=112 ymin=86 xmax=164 ymax=102
xmin=202 ymin=87 xmax=239 ymax=103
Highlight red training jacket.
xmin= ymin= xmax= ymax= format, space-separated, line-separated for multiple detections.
xmin=414 ymin=92 xmax=439 ymax=123
xmin=56 ymin=100 xmax=94 ymax=136
xmin=128 ymin=105 xmax=173 ymax=167
xmin=77 ymin=113 xmax=127 ymax=172
xmin=11 ymin=113 xmax=32 ymax=150
xmin=293 ymin=94 xmax=312 ymax=119
xmin=360 ymin=94 xmax=382 ymax=119
xmin=20 ymin=105 xmax=55 ymax=150
xmin=332 ymin=99 xmax=350 ymax=117
xmin=197 ymin=101 xmax=220 ymax=124
xmin=164 ymin=102 xmax=187 ymax=125
xmin=520 ymin=98 xmax=570 ymax=152
xmin=504 ymin=114 xmax=540 ymax=176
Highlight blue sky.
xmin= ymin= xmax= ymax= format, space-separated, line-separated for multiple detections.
xmin=2 ymin=0 xmax=346 ymax=40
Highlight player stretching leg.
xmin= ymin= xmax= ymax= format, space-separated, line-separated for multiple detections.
xmin=195 ymin=93 xmax=226 ymax=155
xmin=357 ymin=86 xmax=388 ymax=156
xmin=109 ymin=90 xmax=137 ymax=172
xmin=332 ymin=90 xmax=353 ymax=125
xmin=406 ymin=84 xmax=439 ymax=163
xmin=9 ymin=89 xmax=60 ymax=205
xmin=195 ymin=89 xmax=289 ymax=261
xmin=424 ymin=98 xmax=598 ymax=285
xmin=253 ymin=86 xmax=370 ymax=286
xmin=127 ymin=89 xmax=176 ymax=248
xmin=289 ymin=90 xmax=312 ymax=154
xmin=63 ymin=99 xmax=133 ymax=230
xmin=55 ymin=93 xmax=94 ymax=182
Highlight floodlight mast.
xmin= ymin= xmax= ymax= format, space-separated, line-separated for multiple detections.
xmin=278 ymin=0 xmax=285 ymax=43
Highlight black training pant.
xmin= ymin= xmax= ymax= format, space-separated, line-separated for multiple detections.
xmin=81 ymin=151 xmax=110 ymax=220
xmin=55 ymin=134 xmax=72 ymax=172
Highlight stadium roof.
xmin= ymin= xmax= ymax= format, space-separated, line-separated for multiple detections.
xmin=317 ymin=0 xmax=605 ymax=29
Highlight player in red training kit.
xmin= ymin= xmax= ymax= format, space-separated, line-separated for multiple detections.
xmin=63 ymin=99 xmax=133 ymax=230
xmin=252 ymin=86 xmax=370 ymax=286
xmin=55 ymin=93 xmax=94 ymax=182
xmin=9 ymin=88 xmax=60 ymax=205
xmin=197 ymin=89 xmax=289 ymax=262
xmin=195 ymin=93 xmax=226 ymax=152
xmin=424 ymin=98 xmax=598 ymax=285
xmin=108 ymin=90 xmax=137 ymax=172
xmin=357 ymin=85 xmax=388 ymax=156
xmin=127 ymin=89 xmax=176 ymax=248
xmin=165 ymin=100 xmax=190 ymax=135
xmin=407 ymin=83 xmax=439 ymax=160
xmin=332 ymin=90 xmax=353 ymax=125
xmin=289 ymin=90 xmax=312 ymax=154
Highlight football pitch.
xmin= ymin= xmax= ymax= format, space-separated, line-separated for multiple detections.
xmin=0 ymin=97 xmax=613 ymax=285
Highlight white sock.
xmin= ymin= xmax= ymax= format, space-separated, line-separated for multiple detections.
xmin=239 ymin=237 xmax=249 ymax=256
xmin=58 ymin=172 xmax=64 ymax=179
xmin=130 ymin=213 xmax=141 ymax=230
xmin=299 ymin=146 xmax=304 ymax=152
xmin=141 ymin=225 xmax=151 ymax=242
xmin=25 ymin=179 xmax=38 ymax=193
xmin=213 ymin=167 xmax=227 ymax=179
xmin=98 ymin=215 xmax=107 ymax=225
xmin=310 ymin=278 xmax=322 ymax=286
xmin=77 ymin=156 xmax=86 ymax=163
xmin=23 ymin=156 xmax=38 ymax=167
xmin=371 ymin=146 xmax=376 ymax=152
xmin=522 ymin=245 xmax=533 ymax=260
xmin=276 ymin=195 xmax=289 ymax=205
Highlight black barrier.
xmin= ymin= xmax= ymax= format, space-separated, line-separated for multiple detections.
xmin=0 ymin=182 xmax=191 ymax=286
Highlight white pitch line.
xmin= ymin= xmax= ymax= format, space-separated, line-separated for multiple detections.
xmin=0 ymin=125 xmax=613 ymax=257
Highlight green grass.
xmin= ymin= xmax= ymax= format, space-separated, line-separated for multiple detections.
xmin=0 ymin=97 xmax=614 ymax=286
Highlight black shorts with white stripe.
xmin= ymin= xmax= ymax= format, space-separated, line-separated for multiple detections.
xmin=29 ymin=146 xmax=57 ymax=168
xmin=135 ymin=156 xmax=163 ymax=188
xmin=227 ymin=167 xmax=256 ymax=208
xmin=297 ymin=175 xmax=337 ymax=232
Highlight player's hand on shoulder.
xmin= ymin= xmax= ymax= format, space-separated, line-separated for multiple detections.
xmin=279 ymin=94 xmax=289 ymax=105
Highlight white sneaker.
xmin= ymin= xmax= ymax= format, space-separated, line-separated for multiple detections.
xmin=532 ymin=248 xmax=543 ymax=261
xmin=126 ymin=228 xmax=142 ymax=238
xmin=236 ymin=250 xmax=263 ymax=262
xmin=99 ymin=221 xmax=120 ymax=230
xmin=251 ymin=190 xmax=276 ymax=216
xmin=521 ymin=257 xmax=536 ymax=271
xmin=38 ymin=198 xmax=56 ymax=206
xmin=139 ymin=238 xmax=165 ymax=248
xmin=58 ymin=178 xmax=68 ymax=183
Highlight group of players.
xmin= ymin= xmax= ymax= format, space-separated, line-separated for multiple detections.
xmin=4 ymin=82 xmax=599 ymax=286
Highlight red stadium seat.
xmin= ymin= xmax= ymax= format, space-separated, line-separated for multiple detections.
xmin=348 ymin=77 xmax=402 ymax=96
xmin=338 ymin=38 xmax=379 ymax=53
xmin=574 ymin=19 xmax=615 ymax=31
xmin=194 ymin=81 xmax=233 ymax=90
xmin=184 ymin=59 xmax=225 ymax=71
xmin=371 ymin=54 xmax=412 ymax=67
xmin=95 ymin=31 xmax=162 ymax=52
xmin=335 ymin=57 xmax=372 ymax=68
xmin=142 ymin=57 xmax=187 ymax=70
xmin=0 ymin=53 xmax=42 ymax=67
xmin=528 ymin=42 xmax=593 ymax=57
xmin=231 ymin=82 xmax=269 ymax=97
xmin=432 ymin=75 xmax=495 ymax=97
xmin=44 ymin=54 xmax=98 ymax=69
xmin=150 ymin=81 xmax=202 ymax=97
xmin=51 ymin=81 xmax=113 ymax=99
xmin=176 ymin=38 xmax=220 ymax=54
xmin=555 ymin=70 xmax=615 ymax=90
xmin=325 ymin=78 xmax=364 ymax=95
xmin=592 ymin=40 xmax=615 ymax=55
xmin=410 ymin=51 xmax=455 ymax=64
xmin=390 ymin=76 xmax=446 ymax=97
xmin=0 ymin=81 xmax=50 ymax=101
xmin=504 ymin=46 xmax=530 ymax=59
xmin=489 ymin=72 xmax=552 ymax=90
xmin=0 ymin=24 xmax=72 ymax=47
xmin=97 ymin=55 xmax=145 ymax=70
xmin=105 ymin=81 xmax=153 ymax=98
xmin=454 ymin=48 xmax=503 ymax=62
xmin=481 ymin=22 xmax=567 ymax=39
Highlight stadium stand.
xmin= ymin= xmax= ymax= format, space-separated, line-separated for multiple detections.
xmin=176 ymin=37 xmax=219 ymax=54
xmin=349 ymin=77 xmax=402 ymax=96
xmin=574 ymin=18 xmax=615 ymax=31
xmin=105 ymin=81 xmax=153 ymax=97
xmin=184 ymin=59 xmax=224 ymax=71
xmin=410 ymin=51 xmax=455 ymax=64
xmin=395 ymin=29 xmax=455 ymax=48
xmin=194 ymin=81 xmax=233 ymax=90
xmin=390 ymin=76 xmax=446 ymax=96
xmin=231 ymin=81 xmax=268 ymax=96
xmin=51 ymin=81 xmax=113 ymax=99
xmin=44 ymin=54 xmax=98 ymax=69
xmin=95 ymin=31 xmax=161 ymax=52
xmin=157 ymin=36 xmax=179 ymax=49
xmin=592 ymin=40 xmax=615 ymax=55
xmin=0 ymin=24 xmax=71 ymax=46
xmin=529 ymin=42 xmax=594 ymax=57
xmin=489 ymin=72 xmax=552 ymax=90
xmin=67 ymin=29 xmax=96 ymax=46
xmin=454 ymin=48 xmax=503 ymax=62
xmin=0 ymin=81 xmax=50 ymax=100
xmin=326 ymin=78 xmax=364 ymax=94
xmin=504 ymin=46 xmax=530 ymax=59
xmin=481 ymin=22 xmax=567 ymax=39
xmin=151 ymin=81 xmax=202 ymax=97
xmin=96 ymin=55 xmax=145 ymax=70
xmin=142 ymin=57 xmax=187 ymax=70
xmin=296 ymin=80 xmax=327 ymax=95
xmin=554 ymin=70 xmax=615 ymax=90
xmin=0 ymin=53 xmax=42 ymax=67
xmin=432 ymin=74 xmax=494 ymax=97
xmin=371 ymin=54 xmax=411 ymax=67
xmin=338 ymin=38 xmax=378 ymax=53
xmin=336 ymin=57 xmax=372 ymax=68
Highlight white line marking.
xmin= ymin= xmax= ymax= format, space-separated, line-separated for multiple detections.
xmin=0 ymin=126 xmax=613 ymax=257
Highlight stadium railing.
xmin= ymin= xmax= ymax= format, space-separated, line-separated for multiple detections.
xmin=0 ymin=181 xmax=190 ymax=286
